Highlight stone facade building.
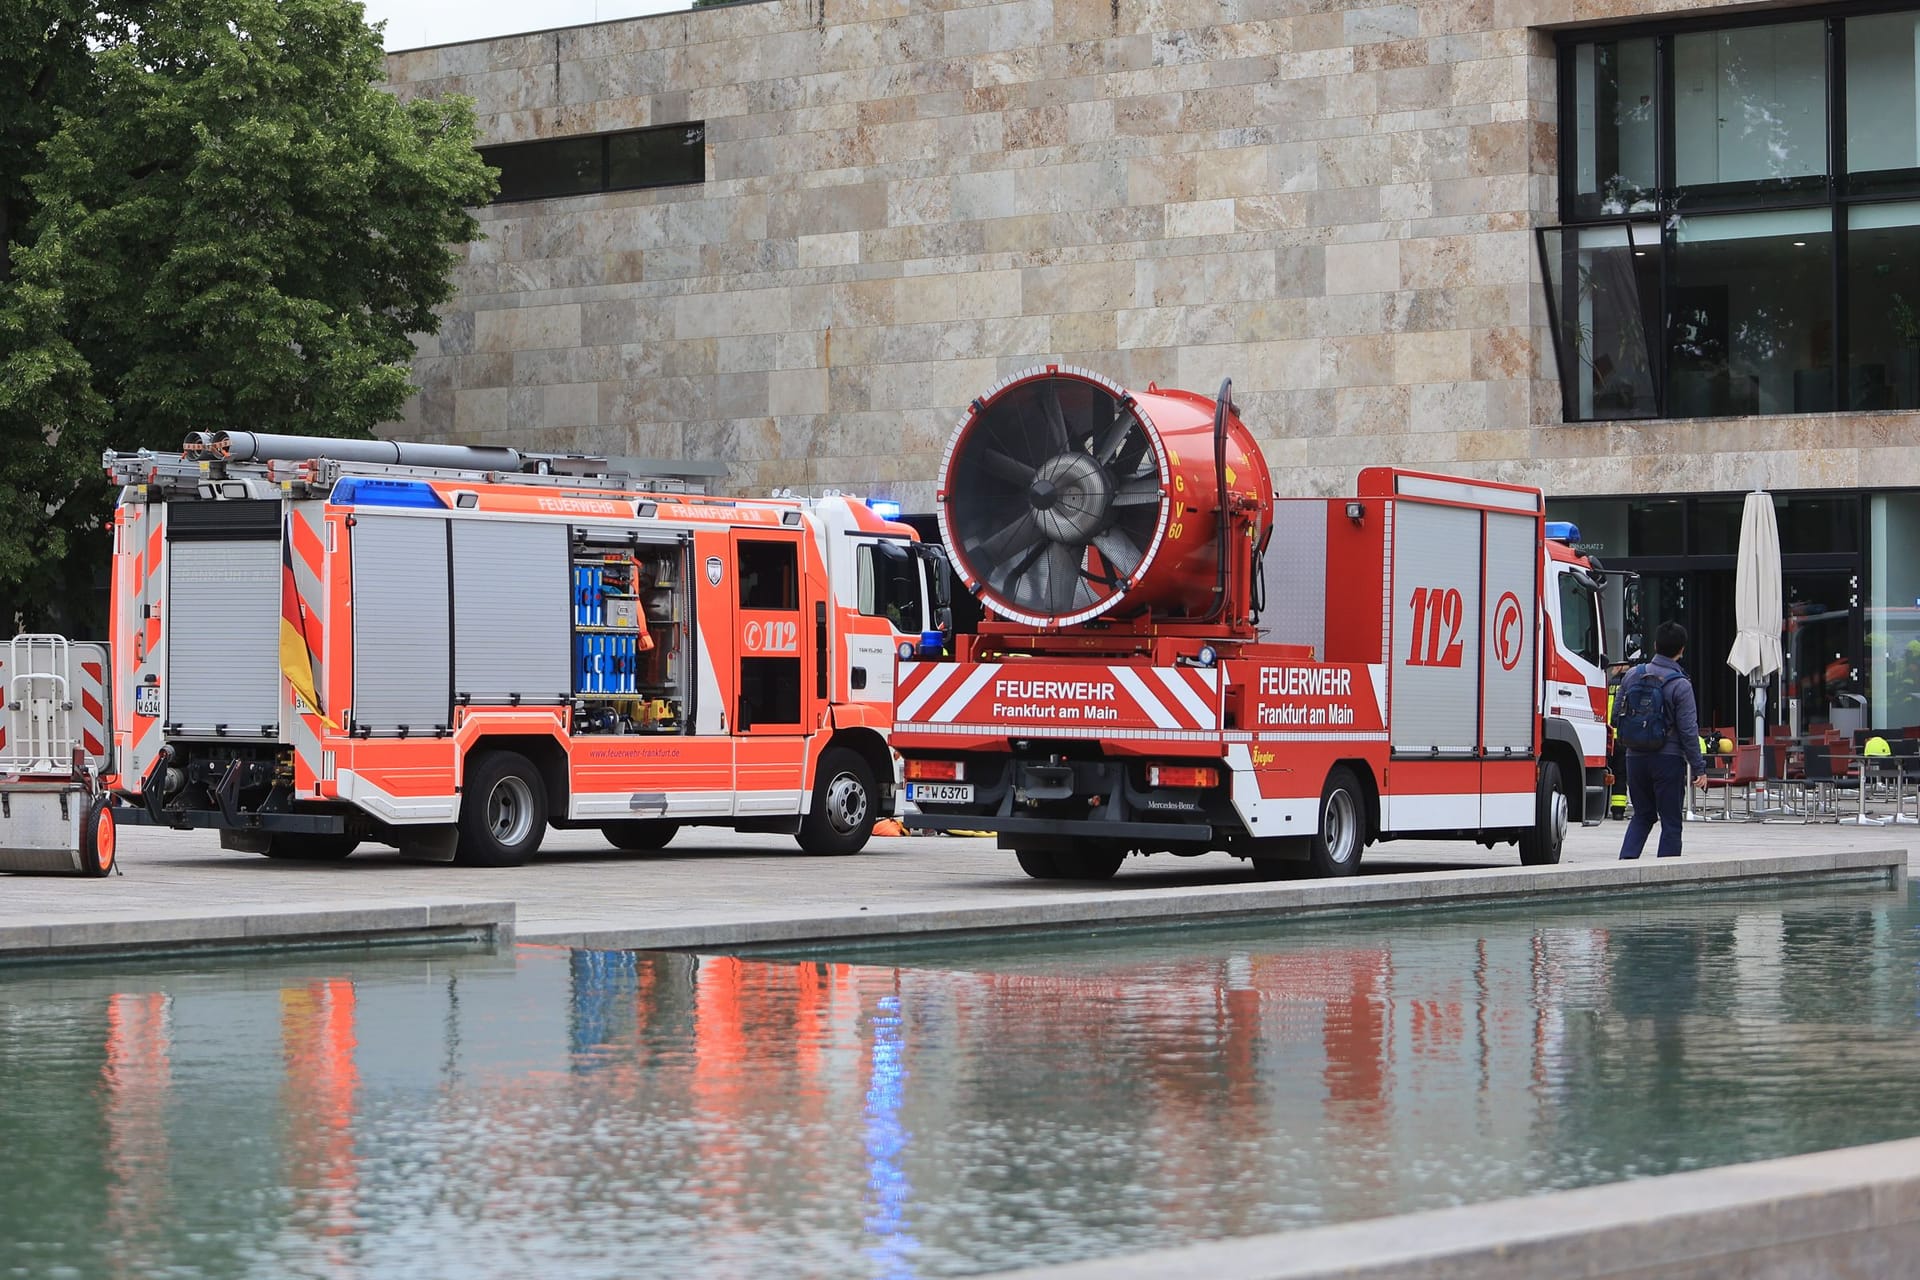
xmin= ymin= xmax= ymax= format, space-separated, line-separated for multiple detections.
xmin=385 ymin=0 xmax=1920 ymax=734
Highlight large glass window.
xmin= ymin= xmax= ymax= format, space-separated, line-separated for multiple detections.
xmin=1539 ymin=223 xmax=1662 ymax=420
xmin=1846 ymin=202 xmax=1920 ymax=409
xmin=1848 ymin=13 xmax=1920 ymax=189
xmin=1673 ymin=23 xmax=1827 ymax=193
xmin=1551 ymin=8 xmax=1920 ymax=423
xmin=1571 ymin=37 xmax=1658 ymax=217
xmin=1669 ymin=210 xmax=1833 ymax=417
xmin=480 ymin=123 xmax=705 ymax=204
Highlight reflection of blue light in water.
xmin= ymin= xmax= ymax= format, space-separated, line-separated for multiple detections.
xmin=863 ymin=995 xmax=918 ymax=1279
xmin=568 ymin=949 xmax=636 ymax=1072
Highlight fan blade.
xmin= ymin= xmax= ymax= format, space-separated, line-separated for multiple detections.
xmin=1092 ymin=410 xmax=1131 ymax=466
xmin=1039 ymin=382 xmax=1070 ymax=455
xmin=1091 ymin=528 xmax=1144 ymax=580
xmin=996 ymin=537 xmax=1050 ymax=599
xmin=1112 ymin=423 xmax=1151 ymax=477
xmin=1045 ymin=541 xmax=1083 ymax=614
xmin=977 ymin=447 xmax=1035 ymax=486
xmin=975 ymin=512 xmax=1041 ymax=565
xmin=1113 ymin=476 xmax=1161 ymax=507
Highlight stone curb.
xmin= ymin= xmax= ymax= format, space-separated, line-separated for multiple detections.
xmin=518 ymin=846 xmax=1906 ymax=950
xmin=0 ymin=899 xmax=516 ymax=964
xmin=987 ymin=1135 xmax=1920 ymax=1280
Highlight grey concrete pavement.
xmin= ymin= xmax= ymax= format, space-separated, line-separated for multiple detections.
xmin=0 ymin=814 xmax=1908 ymax=958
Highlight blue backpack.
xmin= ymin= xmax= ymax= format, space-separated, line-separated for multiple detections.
xmin=1614 ymin=665 xmax=1674 ymax=753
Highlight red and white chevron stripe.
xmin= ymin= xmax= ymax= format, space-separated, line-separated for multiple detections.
xmin=894 ymin=662 xmax=1221 ymax=732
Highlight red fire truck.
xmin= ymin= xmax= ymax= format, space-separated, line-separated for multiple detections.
xmin=893 ymin=367 xmax=1611 ymax=879
xmin=100 ymin=432 xmax=947 ymax=866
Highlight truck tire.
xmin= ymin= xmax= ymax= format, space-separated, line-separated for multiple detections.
xmin=262 ymin=833 xmax=360 ymax=861
xmin=797 ymin=747 xmax=876 ymax=855
xmin=79 ymin=794 xmax=116 ymax=877
xmin=1519 ymin=760 xmax=1567 ymax=866
xmin=1309 ymin=767 xmax=1366 ymax=877
xmin=455 ymin=751 xmax=548 ymax=867
xmin=1014 ymin=848 xmax=1062 ymax=879
xmin=1055 ymin=848 xmax=1125 ymax=880
xmin=604 ymin=821 xmax=679 ymax=851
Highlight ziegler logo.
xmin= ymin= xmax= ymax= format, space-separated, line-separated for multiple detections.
xmin=744 ymin=620 xmax=798 ymax=653
xmin=1406 ymin=585 xmax=1466 ymax=668
xmin=1492 ymin=592 xmax=1525 ymax=671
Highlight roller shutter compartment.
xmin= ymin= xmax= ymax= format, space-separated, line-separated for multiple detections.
xmin=452 ymin=520 xmax=570 ymax=705
xmin=352 ymin=515 xmax=452 ymax=735
xmin=168 ymin=540 xmax=283 ymax=737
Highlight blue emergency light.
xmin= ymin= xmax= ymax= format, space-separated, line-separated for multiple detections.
xmin=1545 ymin=520 xmax=1580 ymax=544
xmin=330 ymin=477 xmax=445 ymax=509
xmin=868 ymin=498 xmax=903 ymax=520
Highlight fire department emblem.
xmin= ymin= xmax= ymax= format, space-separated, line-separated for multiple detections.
xmin=706 ymin=556 xmax=723 ymax=586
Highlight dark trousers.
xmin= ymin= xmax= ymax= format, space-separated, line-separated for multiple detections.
xmin=1621 ymin=752 xmax=1687 ymax=859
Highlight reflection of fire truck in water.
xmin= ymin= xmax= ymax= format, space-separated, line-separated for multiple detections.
xmin=101 ymin=432 xmax=946 ymax=865
xmin=893 ymin=367 xmax=1611 ymax=878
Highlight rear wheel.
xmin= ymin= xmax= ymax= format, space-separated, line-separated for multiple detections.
xmin=79 ymin=794 xmax=116 ymax=877
xmin=261 ymin=833 xmax=360 ymax=861
xmin=604 ymin=821 xmax=679 ymax=852
xmin=1519 ymin=760 xmax=1568 ymax=866
xmin=798 ymin=747 xmax=878 ymax=855
xmin=456 ymin=752 xmax=547 ymax=867
xmin=1308 ymin=767 xmax=1366 ymax=877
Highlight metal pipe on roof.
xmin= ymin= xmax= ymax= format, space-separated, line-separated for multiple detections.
xmin=201 ymin=431 xmax=524 ymax=471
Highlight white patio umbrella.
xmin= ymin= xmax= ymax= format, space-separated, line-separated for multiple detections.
xmin=1726 ymin=490 xmax=1784 ymax=748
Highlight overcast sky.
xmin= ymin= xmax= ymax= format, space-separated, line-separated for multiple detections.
xmin=364 ymin=0 xmax=684 ymax=51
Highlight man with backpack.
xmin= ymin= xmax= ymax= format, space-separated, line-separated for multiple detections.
xmin=1613 ymin=622 xmax=1710 ymax=859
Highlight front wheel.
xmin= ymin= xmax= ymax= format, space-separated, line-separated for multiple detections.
xmin=456 ymin=752 xmax=548 ymax=867
xmin=797 ymin=747 xmax=877 ymax=855
xmin=1308 ymin=767 xmax=1367 ymax=877
xmin=1518 ymin=760 xmax=1568 ymax=866
xmin=79 ymin=794 xmax=116 ymax=877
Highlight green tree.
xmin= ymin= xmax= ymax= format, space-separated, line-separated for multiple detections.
xmin=0 ymin=0 xmax=495 ymax=631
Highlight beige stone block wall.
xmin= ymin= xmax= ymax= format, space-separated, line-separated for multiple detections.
xmin=385 ymin=0 xmax=1902 ymax=507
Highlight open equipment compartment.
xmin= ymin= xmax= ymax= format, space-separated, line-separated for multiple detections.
xmin=570 ymin=530 xmax=690 ymax=735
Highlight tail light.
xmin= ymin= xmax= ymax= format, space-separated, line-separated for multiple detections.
xmin=905 ymin=759 xmax=966 ymax=781
xmin=1147 ymin=764 xmax=1219 ymax=788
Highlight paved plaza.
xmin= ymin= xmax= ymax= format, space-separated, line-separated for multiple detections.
xmin=0 ymin=815 xmax=1907 ymax=958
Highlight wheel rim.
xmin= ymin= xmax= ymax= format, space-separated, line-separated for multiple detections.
xmin=487 ymin=776 xmax=536 ymax=846
xmin=1549 ymin=786 xmax=1569 ymax=846
xmin=96 ymin=808 xmax=116 ymax=871
xmin=1324 ymin=788 xmax=1358 ymax=864
xmin=823 ymin=771 xmax=869 ymax=836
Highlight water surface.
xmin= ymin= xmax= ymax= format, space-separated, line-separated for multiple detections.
xmin=3 ymin=882 xmax=1917 ymax=1279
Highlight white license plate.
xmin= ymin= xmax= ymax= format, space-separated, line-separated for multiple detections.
xmin=135 ymin=685 xmax=161 ymax=717
xmin=908 ymin=782 xmax=973 ymax=804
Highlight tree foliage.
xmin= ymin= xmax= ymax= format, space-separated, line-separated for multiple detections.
xmin=0 ymin=0 xmax=495 ymax=630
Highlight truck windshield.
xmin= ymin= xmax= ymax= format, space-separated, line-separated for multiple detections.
xmin=1558 ymin=571 xmax=1602 ymax=667
xmin=858 ymin=541 xmax=923 ymax=634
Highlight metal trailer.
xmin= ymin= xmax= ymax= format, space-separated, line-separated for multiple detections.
xmin=0 ymin=634 xmax=117 ymax=876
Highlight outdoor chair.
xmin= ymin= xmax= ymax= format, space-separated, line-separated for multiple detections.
xmin=1799 ymin=750 xmax=1856 ymax=822
xmin=1700 ymin=744 xmax=1763 ymax=821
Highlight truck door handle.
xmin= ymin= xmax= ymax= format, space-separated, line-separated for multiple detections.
xmin=851 ymin=666 xmax=867 ymax=690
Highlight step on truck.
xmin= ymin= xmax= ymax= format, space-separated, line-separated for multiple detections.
xmin=891 ymin=366 xmax=1612 ymax=879
xmin=103 ymin=432 xmax=948 ymax=866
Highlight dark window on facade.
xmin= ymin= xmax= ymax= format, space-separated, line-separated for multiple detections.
xmin=738 ymin=541 xmax=798 ymax=611
xmin=1545 ymin=7 xmax=1920 ymax=421
xmin=479 ymin=123 xmax=705 ymax=204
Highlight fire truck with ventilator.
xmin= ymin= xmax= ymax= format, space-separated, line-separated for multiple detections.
xmin=90 ymin=432 xmax=946 ymax=867
xmin=892 ymin=367 xmax=1611 ymax=879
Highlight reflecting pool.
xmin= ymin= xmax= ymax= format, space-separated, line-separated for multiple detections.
xmin=3 ymin=882 xmax=1919 ymax=1279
